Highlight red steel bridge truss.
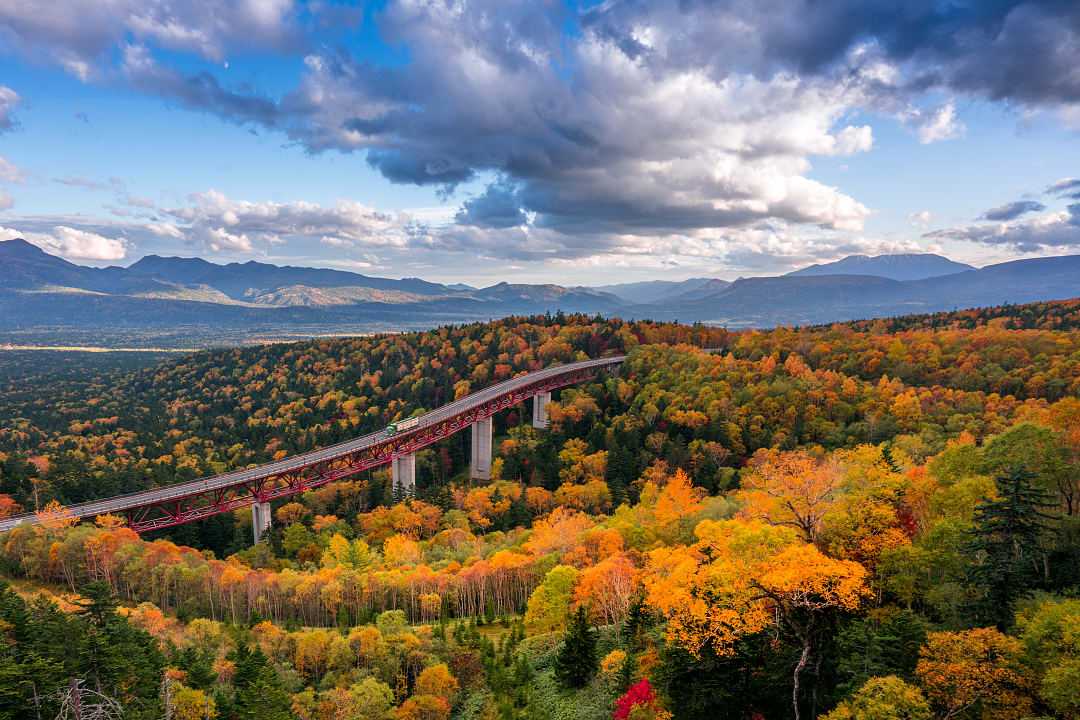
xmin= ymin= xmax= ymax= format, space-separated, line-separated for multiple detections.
xmin=20 ymin=359 xmax=621 ymax=534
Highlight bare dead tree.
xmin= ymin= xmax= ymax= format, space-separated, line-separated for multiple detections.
xmin=53 ymin=678 xmax=123 ymax=720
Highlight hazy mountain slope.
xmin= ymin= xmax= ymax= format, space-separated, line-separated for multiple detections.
xmin=249 ymin=285 xmax=435 ymax=307
xmin=647 ymin=256 xmax=1080 ymax=325
xmin=663 ymin=278 xmax=732 ymax=303
xmin=651 ymin=275 xmax=908 ymax=326
xmin=787 ymin=253 xmax=975 ymax=281
xmin=903 ymin=255 xmax=1080 ymax=306
xmin=127 ymin=255 xmax=451 ymax=299
xmin=471 ymin=282 xmax=624 ymax=311
xmin=590 ymin=278 xmax=717 ymax=304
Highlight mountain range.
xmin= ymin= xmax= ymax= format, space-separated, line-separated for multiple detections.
xmin=786 ymin=253 xmax=974 ymax=281
xmin=2 ymin=239 xmax=1079 ymax=343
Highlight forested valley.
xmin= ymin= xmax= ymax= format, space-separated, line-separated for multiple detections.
xmin=0 ymin=304 xmax=1078 ymax=720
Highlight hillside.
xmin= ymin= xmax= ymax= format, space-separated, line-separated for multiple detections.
xmin=0 ymin=307 xmax=1077 ymax=719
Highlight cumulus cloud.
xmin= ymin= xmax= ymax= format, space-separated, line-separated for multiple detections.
xmin=303 ymin=13 xmax=876 ymax=237
xmin=0 ymin=0 xmax=301 ymax=79
xmin=980 ymin=200 xmax=1046 ymax=222
xmin=902 ymin=102 xmax=965 ymax=144
xmin=157 ymin=190 xmax=421 ymax=255
xmin=583 ymin=1 xmax=1080 ymax=106
xmin=1 ymin=224 xmax=129 ymax=260
xmin=7 ymin=0 xmax=1080 ymax=272
xmin=0 ymin=86 xmax=18 ymax=132
xmin=0 ymin=191 xmax=12 ymax=211
xmin=20 ymin=1 xmax=879 ymax=244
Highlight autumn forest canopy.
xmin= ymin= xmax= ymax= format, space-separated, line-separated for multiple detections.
xmin=0 ymin=301 xmax=1078 ymax=720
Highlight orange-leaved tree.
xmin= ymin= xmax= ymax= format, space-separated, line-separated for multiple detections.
xmin=643 ymin=518 xmax=868 ymax=720
xmin=736 ymin=449 xmax=842 ymax=543
xmin=915 ymin=628 xmax=1033 ymax=720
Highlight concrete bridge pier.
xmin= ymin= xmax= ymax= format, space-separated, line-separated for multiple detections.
xmin=531 ymin=391 xmax=551 ymax=429
xmin=392 ymin=453 xmax=416 ymax=496
xmin=470 ymin=416 xmax=492 ymax=481
xmin=252 ymin=500 xmax=272 ymax=544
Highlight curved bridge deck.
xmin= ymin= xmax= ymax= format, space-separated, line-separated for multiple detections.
xmin=0 ymin=355 xmax=624 ymax=533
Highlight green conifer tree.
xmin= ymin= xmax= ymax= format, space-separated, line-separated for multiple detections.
xmin=966 ymin=467 xmax=1055 ymax=628
xmin=555 ymin=606 xmax=598 ymax=688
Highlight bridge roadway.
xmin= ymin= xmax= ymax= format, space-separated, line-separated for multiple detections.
xmin=0 ymin=354 xmax=625 ymax=533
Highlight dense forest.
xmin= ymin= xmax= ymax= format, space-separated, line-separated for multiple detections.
xmin=0 ymin=303 xmax=1078 ymax=720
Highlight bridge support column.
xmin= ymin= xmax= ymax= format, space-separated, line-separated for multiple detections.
xmin=252 ymin=501 xmax=272 ymax=544
xmin=531 ymin=391 xmax=551 ymax=429
xmin=470 ymin=416 xmax=492 ymax=481
xmin=392 ymin=453 xmax=416 ymax=497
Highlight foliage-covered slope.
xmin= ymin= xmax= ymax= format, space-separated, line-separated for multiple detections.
xmin=1 ymin=304 xmax=1079 ymax=720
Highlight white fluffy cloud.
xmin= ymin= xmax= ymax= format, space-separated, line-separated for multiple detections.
xmin=906 ymin=102 xmax=966 ymax=144
xmin=1 ymin=225 xmax=129 ymax=260
xmin=156 ymin=190 xmax=421 ymax=255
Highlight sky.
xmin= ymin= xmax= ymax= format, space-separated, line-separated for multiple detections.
xmin=0 ymin=0 xmax=1079 ymax=287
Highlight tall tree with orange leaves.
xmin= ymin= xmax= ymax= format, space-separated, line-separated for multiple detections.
xmin=644 ymin=519 xmax=868 ymax=720
xmin=736 ymin=449 xmax=843 ymax=543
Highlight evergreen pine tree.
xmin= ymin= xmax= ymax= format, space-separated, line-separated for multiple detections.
xmin=230 ymin=644 xmax=291 ymax=720
xmin=966 ymin=467 xmax=1055 ymax=628
xmin=617 ymin=651 xmax=637 ymax=694
xmin=554 ymin=606 xmax=598 ymax=688
xmin=605 ymin=442 xmax=635 ymax=506
xmin=622 ymin=595 xmax=651 ymax=652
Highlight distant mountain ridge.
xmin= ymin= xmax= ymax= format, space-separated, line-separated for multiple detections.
xmin=2 ymin=239 xmax=1080 ymax=340
xmin=591 ymin=278 xmax=719 ymax=304
xmin=640 ymin=255 xmax=1080 ymax=326
xmin=126 ymin=254 xmax=453 ymax=299
xmin=0 ymin=240 xmax=625 ymax=335
xmin=787 ymin=253 xmax=974 ymax=281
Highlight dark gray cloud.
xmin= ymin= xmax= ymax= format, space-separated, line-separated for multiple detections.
xmin=583 ymin=1 xmax=1080 ymax=104
xmin=455 ymin=182 xmax=528 ymax=229
xmin=980 ymin=200 xmax=1046 ymax=221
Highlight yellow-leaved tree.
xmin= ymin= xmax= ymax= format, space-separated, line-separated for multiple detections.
xmin=643 ymin=518 xmax=869 ymax=720
xmin=736 ymin=449 xmax=842 ymax=543
xmin=915 ymin=628 xmax=1033 ymax=720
